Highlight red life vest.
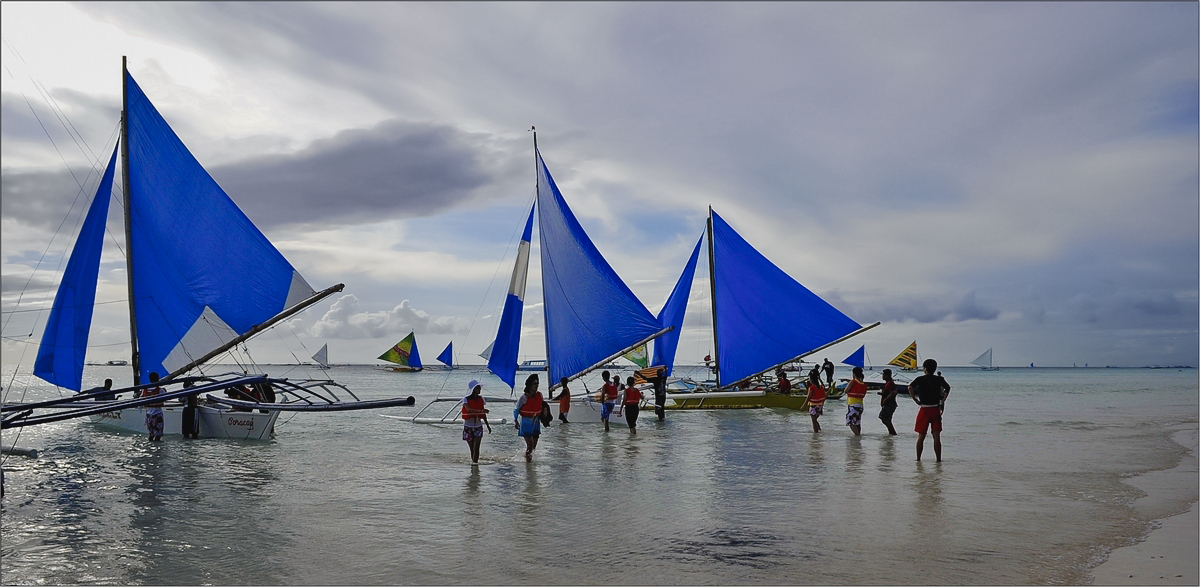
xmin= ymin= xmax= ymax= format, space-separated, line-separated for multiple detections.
xmin=623 ymin=386 xmax=642 ymax=404
xmin=518 ymin=392 xmax=544 ymax=417
xmin=602 ymin=382 xmax=619 ymax=402
xmin=807 ymin=383 xmax=826 ymax=405
xmin=144 ymin=386 xmax=165 ymax=408
xmin=846 ymin=380 xmax=868 ymax=400
xmin=461 ymin=396 xmax=485 ymax=420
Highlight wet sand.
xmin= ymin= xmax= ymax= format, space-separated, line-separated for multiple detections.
xmin=1091 ymin=425 xmax=1199 ymax=585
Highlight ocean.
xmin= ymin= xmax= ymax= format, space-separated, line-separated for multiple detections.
xmin=1 ymin=364 xmax=1196 ymax=585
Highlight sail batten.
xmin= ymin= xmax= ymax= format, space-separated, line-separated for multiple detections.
xmin=33 ymin=143 xmax=120 ymax=391
xmin=124 ymin=72 xmax=317 ymax=381
xmin=536 ymin=148 xmax=664 ymax=385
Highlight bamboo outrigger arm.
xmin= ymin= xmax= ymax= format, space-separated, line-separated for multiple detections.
xmin=163 ymin=283 xmax=346 ymax=381
xmin=548 ymin=325 xmax=674 ymax=392
xmin=720 ymin=321 xmax=882 ymax=390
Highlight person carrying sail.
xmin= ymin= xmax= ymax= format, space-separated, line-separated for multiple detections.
xmin=514 ymin=374 xmax=545 ymax=461
xmin=143 ymin=372 xmax=166 ymax=441
xmin=805 ymin=371 xmax=826 ymax=433
xmin=462 ymin=380 xmax=491 ymax=464
xmin=844 ymin=366 xmax=868 ymax=436
xmin=617 ymin=376 xmax=643 ymax=434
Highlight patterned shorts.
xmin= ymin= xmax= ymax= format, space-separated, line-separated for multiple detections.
xmin=462 ymin=426 xmax=484 ymax=441
xmin=809 ymin=404 xmax=824 ymax=417
xmin=145 ymin=412 xmax=164 ymax=438
xmin=601 ymin=401 xmax=615 ymax=421
xmin=845 ymin=404 xmax=863 ymax=427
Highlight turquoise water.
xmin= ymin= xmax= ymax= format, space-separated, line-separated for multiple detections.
xmin=2 ymin=365 xmax=1197 ymax=585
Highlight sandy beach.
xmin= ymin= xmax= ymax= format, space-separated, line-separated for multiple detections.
xmin=1091 ymin=425 xmax=1200 ymax=586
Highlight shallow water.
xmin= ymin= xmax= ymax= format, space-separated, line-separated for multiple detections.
xmin=2 ymin=365 xmax=1197 ymax=585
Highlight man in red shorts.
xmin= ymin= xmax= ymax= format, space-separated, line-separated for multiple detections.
xmin=908 ymin=358 xmax=951 ymax=462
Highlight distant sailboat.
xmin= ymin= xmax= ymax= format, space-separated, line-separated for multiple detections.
xmin=843 ymin=345 xmax=867 ymax=369
xmin=889 ymin=341 xmax=919 ymax=371
xmin=436 ymin=342 xmax=454 ymax=370
xmin=379 ymin=332 xmax=423 ymax=372
xmin=312 ymin=344 xmax=330 ymax=369
xmin=971 ymin=348 xmax=999 ymax=371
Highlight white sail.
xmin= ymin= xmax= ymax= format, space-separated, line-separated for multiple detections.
xmin=971 ymin=348 xmax=993 ymax=369
xmin=312 ymin=343 xmax=330 ymax=368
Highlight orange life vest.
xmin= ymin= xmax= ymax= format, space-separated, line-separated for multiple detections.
xmin=623 ymin=386 xmax=642 ymax=404
xmin=461 ymin=396 xmax=485 ymax=420
xmin=807 ymin=383 xmax=826 ymax=405
xmin=518 ymin=392 xmax=544 ymax=417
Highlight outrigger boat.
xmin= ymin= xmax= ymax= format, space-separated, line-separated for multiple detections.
xmin=2 ymin=59 xmax=414 ymax=440
xmin=379 ymin=332 xmax=423 ymax=372
xmin=659 ymin=209 xmax=880 ymax=411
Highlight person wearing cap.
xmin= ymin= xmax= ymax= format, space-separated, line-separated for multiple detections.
xmin=462 ymin=380 xmax=491 ymax=464
xmin=878 ymin=368 xmax=899 ymax=435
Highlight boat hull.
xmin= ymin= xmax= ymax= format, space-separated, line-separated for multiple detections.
xmin=665 ymin=390 xmax=810 ymax=411
xmin=89 ymin=404 xmax=278 ymax=440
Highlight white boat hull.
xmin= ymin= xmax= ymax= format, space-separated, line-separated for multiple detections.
xmin=89 ymin=404 xmax=279 ymax=440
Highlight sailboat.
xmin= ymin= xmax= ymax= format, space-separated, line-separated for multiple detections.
xmin=312 ymin=344 xmax=331 ymax=369
xmin=888 ymin=341 xmax=919 ymax=371
xmin=972 ymin=348 xmax=1000 ymax=371
xmin=436 ymin=342 xmax=454 ymax=370
xmin=405 ymin=135 xmax=671 ymax=425
xmin=2 ymin=59 xmax=415 ymax=439
xmin=378 ymin=332 xmax=423 ymax=372
xmin=662 ymin=209 xmax=880 ymax=410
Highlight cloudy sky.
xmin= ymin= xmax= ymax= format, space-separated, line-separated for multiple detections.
xmin=2 ymin=2 xmax=1196 ymax=371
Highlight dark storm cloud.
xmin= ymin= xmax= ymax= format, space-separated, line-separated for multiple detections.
xmin=209 ymin=120 xmax=525 ymax=228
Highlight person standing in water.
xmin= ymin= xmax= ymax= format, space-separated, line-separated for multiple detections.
xmin=651 ymin=366 xmax=668 ymax=421
xmin=181 ymin=380 xmax=200 ymax=439
xmin=462 ymin=380 xmax=491 ymax=464
xmin=599 ymin=370 xmax=619 ymax=432
xmin=514 ymin=374 xmax=545 ymax=461
xmin=844 ymin=366 xmax=868 ymax=436
xmin=551 ymin=377 xmax=571 ymax=423
xmin=143 ymin=372 xmax=165 ymax=441
xmin=822 ymin=358 xmax=836 ymax=388
xmin=805 ymin=371 xmax=826 ymax=433
xmin=909 ymin=358 xmax=951 ymax=462
xmin=878 ymin=368 xmax=899 ymax=436
xmin=618 ymin=376 xmax=642 ymax=434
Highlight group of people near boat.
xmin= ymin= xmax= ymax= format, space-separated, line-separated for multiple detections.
xmin=459 ymin=358 xmax=953 ymax=464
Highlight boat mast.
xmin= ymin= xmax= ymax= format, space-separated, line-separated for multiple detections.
xmin=534 ymin=127 xmax=551 ymax=378
xmin=121 ymin=56 xmax=141 ymax=385
xmin=706 ymin=207 xmax=720 ymax=387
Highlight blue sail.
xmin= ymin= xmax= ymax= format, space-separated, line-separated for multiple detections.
xmin=711 ymin=210 xmax=862 ymax=387
xmin=125 ymin=72 xmax=316 ymax=381
xmin=488 ymin=205 xmax=535 ymax=388
xmin=33 ymin=144 xmax=119 ymax=391
xmin=436 ymin=341 xmax=454 ymax=368
xmin=843 ymin=345 xmax=866 ymax=368
xmin=408 ymin=336 xmax=423 ymax=369
xmin=652 ymin=235 xmax=702 ymax=376
xmin=536 ymin=149 xmax=663 ymax=385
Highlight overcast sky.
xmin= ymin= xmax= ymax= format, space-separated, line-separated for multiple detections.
xmin=2 ymin=2 xmax=1196 ymax=371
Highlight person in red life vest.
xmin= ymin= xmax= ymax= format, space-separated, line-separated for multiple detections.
xmin=878 ymin=368 xmax=899 ymax=436
xmin=550 ymin=377 xmax=571 ymax=423
xmin=598 ymin=370 xmax=619 ymax=432
xmin=776 ymin=367 xmax=792 ymax=394
xmin=143 ymin=371 xmax=166 ymax=441
xmin=844 ymin=366 xmax=868 ymax=436
xmin=909 ymin=358 xmax=951 ymax=462
xmin=513 ymin=374 xmax=545 ymax=461
xmin=617 ymin=375 xmax=643 ymax=434
xmin=462 ymin=380 xmax=492 ymax=464
xmin=805 ymin=371 xmax=826 ymax=433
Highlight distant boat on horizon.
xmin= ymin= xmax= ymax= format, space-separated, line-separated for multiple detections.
xmin=379 ymin=332 xmax=423 ymax=372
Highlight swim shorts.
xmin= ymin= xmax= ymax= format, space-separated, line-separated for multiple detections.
xmin=845 ymin=404 xmax=863 ymax=427
xmin=809 ymin=404 xmax=824 ymax=417
xmin=915 ymin=406 xmax=942 ymax=434
xmin=518 ymin=416 xmax=541 ymax=438
xmin=462 ymin=426 xmax=484 ymax=441
xmin=879 ymin=405 xmax=896 ymax=422
xmin=145 ymin=412 xmax=164 ymax=439
xmin=601 ymin=401 xmax=615 ymax=421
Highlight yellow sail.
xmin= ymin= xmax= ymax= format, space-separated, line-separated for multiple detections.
xmin=888 ymin=341 xmax=918 ymax=370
